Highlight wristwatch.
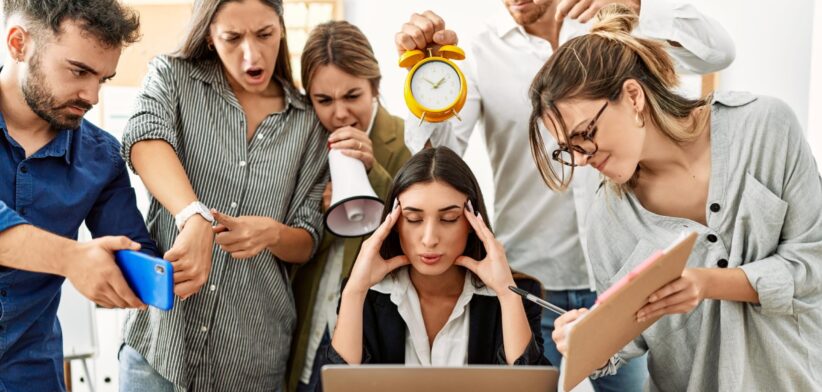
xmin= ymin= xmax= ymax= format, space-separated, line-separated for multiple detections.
xmin=175 ymin=201 xmax=214 ymax=232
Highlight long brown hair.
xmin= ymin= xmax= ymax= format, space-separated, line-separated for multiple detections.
xmin=173 ymin=0 xmax=294 ymax=89
xmin=300 ymin=20 xmax=381 ymax=96
xmin=528 ymin=4 xmax=709 ymax=193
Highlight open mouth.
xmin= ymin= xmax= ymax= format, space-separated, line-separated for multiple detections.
xmin=245 ymin=67 xmax=265 ymax=82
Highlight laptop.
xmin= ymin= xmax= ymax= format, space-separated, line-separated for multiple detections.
xmin=322 ymin=365 xmax=558 ymax=392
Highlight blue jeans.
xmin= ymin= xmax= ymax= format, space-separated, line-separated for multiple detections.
xmin=119 ymin=343 xmax=175 ymax=392
xmin=541 ymin=289 xmax=648 ymax=392
xmin=296 ymin=328 xmax=331 ymax=392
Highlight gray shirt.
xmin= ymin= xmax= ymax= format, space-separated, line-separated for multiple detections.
xmin=586 ymin=92 xmax=822 ymax=391
xmin=120 ymin=55 xmax=327 ymax=391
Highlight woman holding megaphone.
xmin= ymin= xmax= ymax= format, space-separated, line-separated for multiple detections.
xmin=288 ymin=21 xmax=412 ymax=392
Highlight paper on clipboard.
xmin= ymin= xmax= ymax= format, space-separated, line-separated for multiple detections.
xmin=559 ymin=232 xmax=697 ymax=391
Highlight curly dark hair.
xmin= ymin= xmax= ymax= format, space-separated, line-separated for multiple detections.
xmin=3 ymin=0 xmax=141 ymax=48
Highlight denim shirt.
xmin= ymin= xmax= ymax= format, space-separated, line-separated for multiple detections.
xmin=0 ymin=113 xmax=157 ymax=392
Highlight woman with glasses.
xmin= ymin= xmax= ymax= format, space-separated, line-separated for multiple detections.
xmin=528 ymin=4 xmax=822 ymax=391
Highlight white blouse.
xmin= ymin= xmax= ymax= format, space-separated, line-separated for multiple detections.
xmin=371 ymin=268 xmax=496 ymax=366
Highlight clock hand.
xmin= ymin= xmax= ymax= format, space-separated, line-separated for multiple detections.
xmin=433 ymin=76 xmax=446 ymax=88
xmin=423 ymin=77 xmax=436 ymax=86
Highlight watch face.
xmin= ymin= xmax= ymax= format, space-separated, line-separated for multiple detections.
xmin=410 ymin=60 xmax=462 ymax=111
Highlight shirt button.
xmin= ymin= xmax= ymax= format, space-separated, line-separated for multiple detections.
xmin=201 ymin=325 xmax=208 ymax=332
xmin=19 ymin=207 xmax=26 ymax=216
xmin=257 ymin=134 xmax=264 ymax=140
xmin=19 ymin=166 xmax=28 ymax=173
xmin=710 ymin=203 xmax=721 ymax=213
xmin=230 ymin=202 xmax=238 ymax=209
xmin=707 ymin=234 xmax=718 ymax=243
xmin=209 ymin=285 xmax=217 ymax=292
xmin=0 ymin=289 xmax=6 ymax=297
xmin=239 ymin=161 xmax=247 ymax=167
xmin=717 ymin=259 xmax=729 ymax=268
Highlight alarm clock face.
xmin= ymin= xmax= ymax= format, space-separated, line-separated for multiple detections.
xmin=410 ymin=60 xmax=462 ymax=111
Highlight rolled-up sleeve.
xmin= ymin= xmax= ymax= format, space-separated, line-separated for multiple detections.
xmin=121 ymin=56 xmax=181 ymax=172
xmin=286 ymin=120 xmax=328 ymax=257
xmin=0 ymin=200 xmax=27 ymax=233
xmin=638 ymin=0 xmax=736 ymax=74
xmin=740 ymin=104 xmax=822 ymax=316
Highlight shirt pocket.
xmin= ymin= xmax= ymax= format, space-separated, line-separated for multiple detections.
xmin=732 ymin=173 xmax=788 ymax=262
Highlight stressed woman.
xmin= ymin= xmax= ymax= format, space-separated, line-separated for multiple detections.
xmin=528 ymin=5 xmax=822 ymax=391
xmin=319 ymin=147 xmax=549 ymax=388
xmin=119 ymin=0 xmax=327 ymax=390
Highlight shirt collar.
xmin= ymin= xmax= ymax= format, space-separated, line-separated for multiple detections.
xmin=189 ymin=59 xmax=307 ymax=111
xmin=492 ymin=12 xmax=589 ymax=47
xmin=364 ymin=99 xmax=379 ymax=137
xmin=0 ymin=111 xmax=74 ymax=165
xmin=39 ymin=129 xmax=74 ymax=164
xmin=492 ymin=13 xmax=524 ymax=39
xmin=372 ymin=267 xmax=496 ymax=307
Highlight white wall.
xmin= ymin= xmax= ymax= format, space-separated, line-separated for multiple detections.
xmin=687 ymin=0 xmax=815 ymax=133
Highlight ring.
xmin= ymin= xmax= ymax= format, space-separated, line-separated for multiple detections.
xmin=358 ymin=141 xmax=363 ymax=150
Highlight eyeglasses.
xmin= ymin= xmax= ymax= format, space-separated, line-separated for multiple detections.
xmin=551 ymin=101 xmax=608 ymax=167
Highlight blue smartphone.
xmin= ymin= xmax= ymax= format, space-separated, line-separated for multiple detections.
xmin=114 ymin=250 xmax=174 ymax=311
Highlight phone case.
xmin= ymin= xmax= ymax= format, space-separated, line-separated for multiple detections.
xmin=114 ymin=250 xmax=174 ymax=311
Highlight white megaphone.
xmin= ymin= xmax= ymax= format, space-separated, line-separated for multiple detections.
xmin=324 ymin=149 xmax=385 ymax=238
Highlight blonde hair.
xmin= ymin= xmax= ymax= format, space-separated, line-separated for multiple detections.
xmin=300 ymin=21 xmax=381 ymax=96
xmin=528 ymin=4 xmax=709 ymax=193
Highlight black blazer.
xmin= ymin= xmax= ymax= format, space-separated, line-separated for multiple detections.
xmin=316 ymin=274 xmax=550 ymax=390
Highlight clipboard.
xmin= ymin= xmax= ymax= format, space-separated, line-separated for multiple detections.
xmin=561 ymin=232 xmax=697 ymax=391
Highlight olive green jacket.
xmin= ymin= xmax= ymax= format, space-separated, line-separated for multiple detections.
xmin=287 ymin=106 xmax=411 ymax=391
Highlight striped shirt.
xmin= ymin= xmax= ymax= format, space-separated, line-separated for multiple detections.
xmin=120 ymin=55 xmax=328 ymax=391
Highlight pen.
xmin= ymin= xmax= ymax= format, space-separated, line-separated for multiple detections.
xmin=508 ymin=286 xmax=567 ymax=316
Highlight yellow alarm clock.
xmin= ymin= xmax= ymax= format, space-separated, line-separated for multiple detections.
xmin=399 ymin=45 xmax=467 ymax=123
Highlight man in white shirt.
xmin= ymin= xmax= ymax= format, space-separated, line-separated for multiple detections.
xmin=396 ymin=1 xmax=735 ymax=390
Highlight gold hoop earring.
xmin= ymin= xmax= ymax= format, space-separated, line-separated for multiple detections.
xmin=635 ymin=112 xmax=646 ymax=128
xmin=207 ymin=42 xmax=214 ymax=51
